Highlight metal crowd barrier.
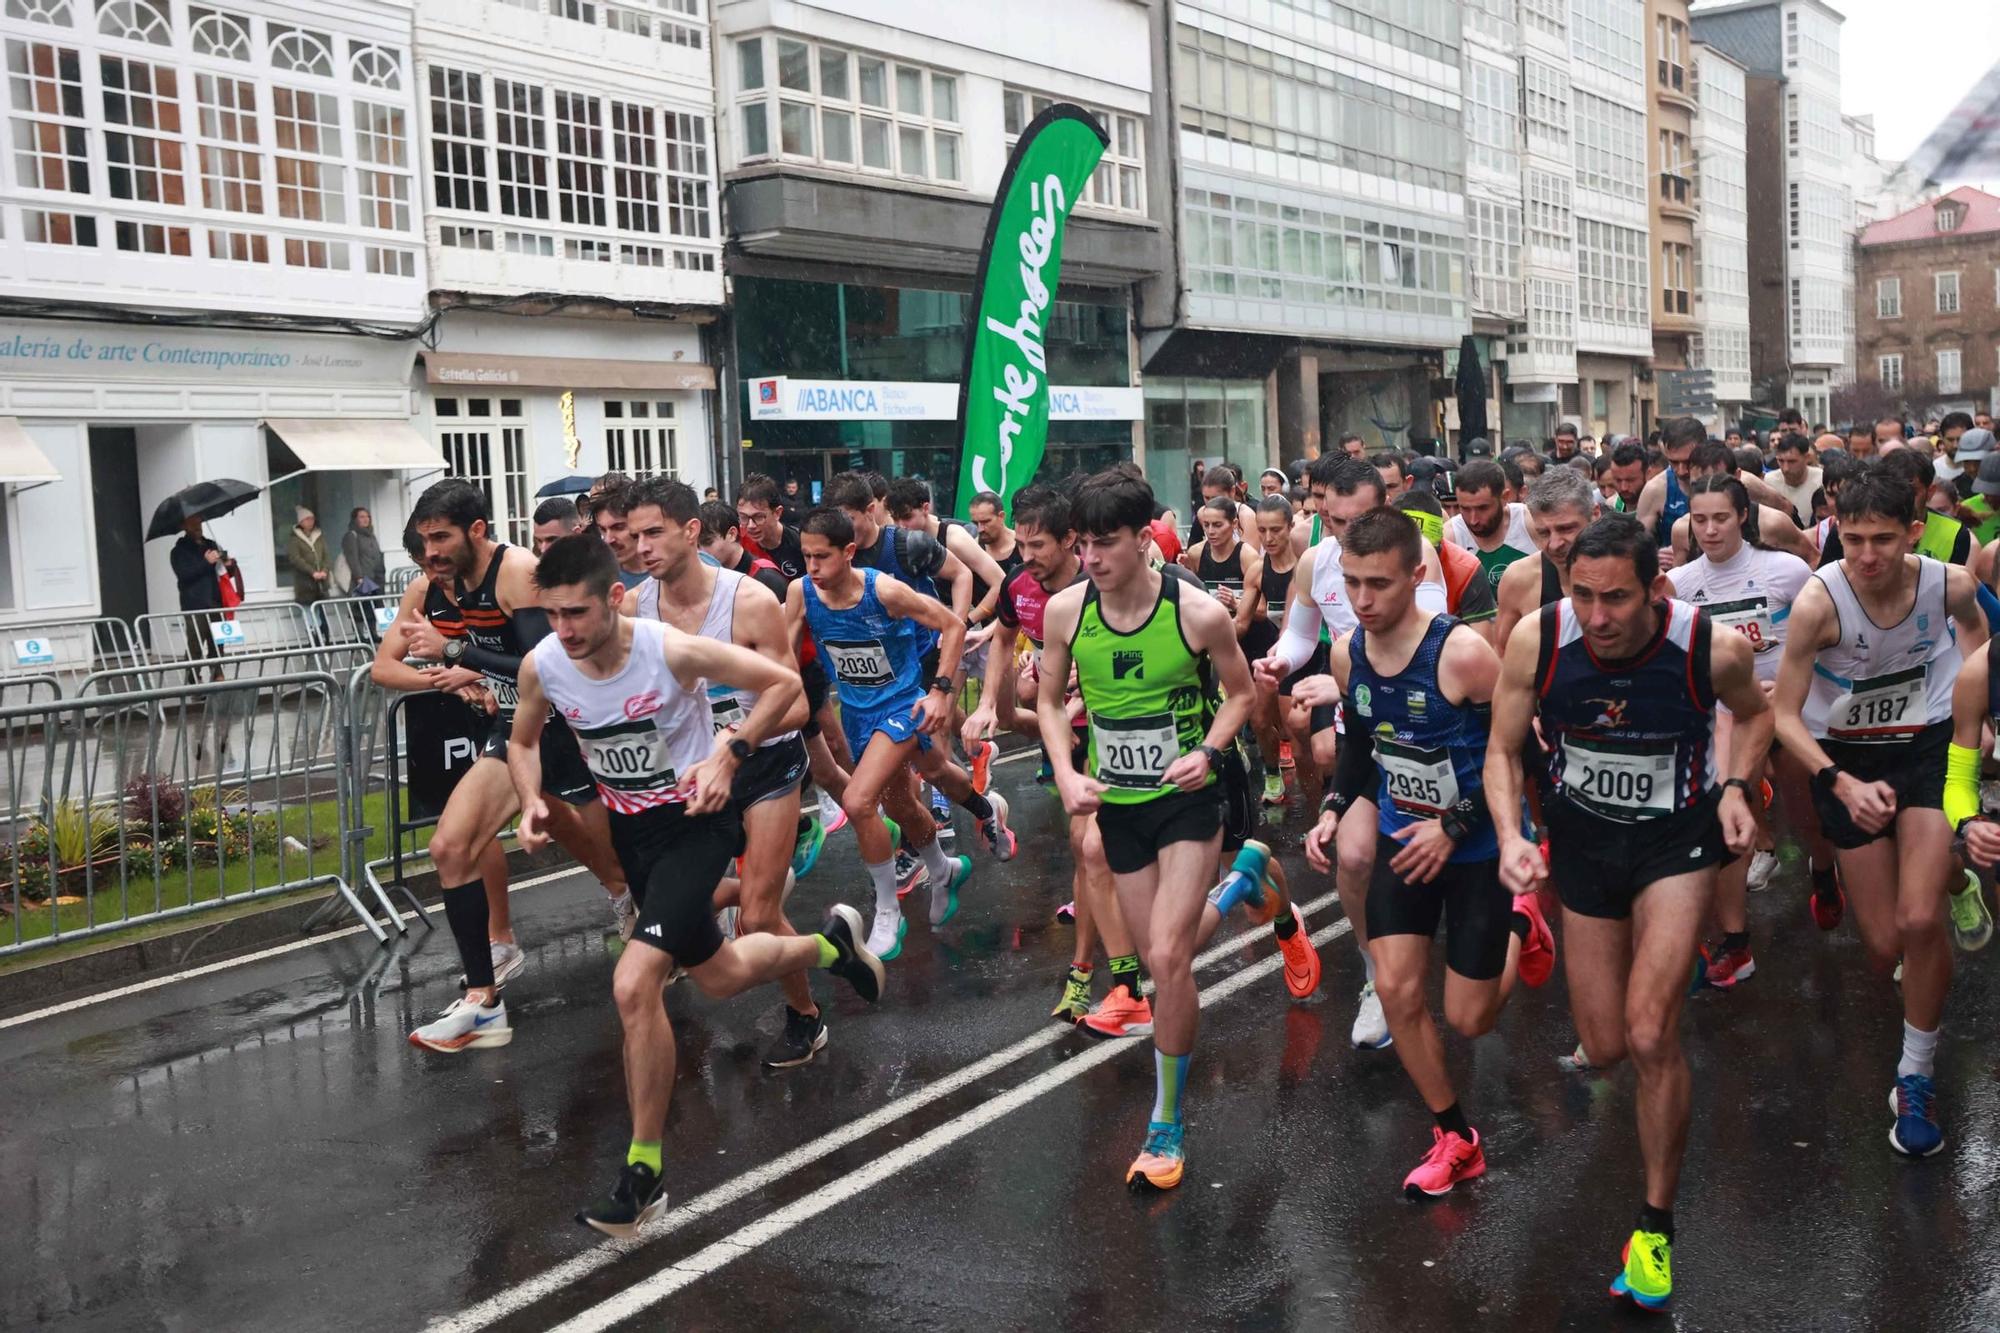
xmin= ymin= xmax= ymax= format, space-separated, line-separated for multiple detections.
xmin=134 ymin=603 xmax=316 ymax=666
xmin=0 ymin=617 xmax=142 ymax=695
xmin=385 ymin=565 xmax=421 ymax=595
xmin=0 ymin=671 xmax=398 ymax=958
xmin=308 ymin=594 xmax=400 ymax=650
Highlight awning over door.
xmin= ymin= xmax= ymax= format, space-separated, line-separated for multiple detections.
xmin=0 ymin=417 xmax=61 ymax=485
xmin=262 ymin=418 xmax=441 ymax=472
xmin=421 ymin=351 xmax=716 ymax=392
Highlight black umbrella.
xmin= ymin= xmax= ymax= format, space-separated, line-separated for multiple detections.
xmin=536 ymin=475 xmax=594 ymax=499
xmin=145 ymin=478 xmax=260 ymax=541
xmin=1454 ymin=335 xmax=1489 ymax=459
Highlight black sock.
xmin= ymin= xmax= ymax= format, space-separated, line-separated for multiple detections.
xmin=960 ymin=790 xmax=994 ymax=821
xmin=1722 ymin=931 xmax=1749 ymax=953
xmin=1811 ymin=862 xmax=1836 ymax=897
xmin=442 ymin=881 xmax=494 ymax=990
xmin=1510 ymin=912 xmax=1532 ymax=941
xmin=1434 ymin=1102 xmax=1472 ymax=1139
xmin=1638 ymin=1203 xmax=1675 ymax=1243
xmin=1109 ymin=953 xmax=1143 ymax=993
xmin=1272 ymin=909 xmax=1299 ymax=939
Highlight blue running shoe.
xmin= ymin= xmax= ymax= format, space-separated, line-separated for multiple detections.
xmin=792 ymin=816 xmax=826 ymax=880
xmin=931 ymin=854 xmax=973 ymax=927
xmin=1888 ymin=1074 xmax=1944 ymax=1157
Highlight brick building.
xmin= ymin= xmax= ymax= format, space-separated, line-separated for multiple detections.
xmin=1855 ymin=188 xmax=2000 ymax=417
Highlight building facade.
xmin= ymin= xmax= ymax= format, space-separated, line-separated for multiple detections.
xmin=1855 ymin=188 xmax=2000 ymax=419
xmin=0 ymin=0 xmax=433 ymax=631
xmin=1690 ymin=41 xmax=1752 ymax=416
xmin=1646 ymin=0 xmax=1696 ymax=391
xmin=1691 ymin=0 xmax=1850 ymax=428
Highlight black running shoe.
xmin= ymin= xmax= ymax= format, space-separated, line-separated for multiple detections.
xmin=821 ymin=904 xmax=887 ymax=1003
xmin=576 ymin=1161 xmax=667 ymax=1240
xmin=763 ymin=1006 xmax=830 ymax=1069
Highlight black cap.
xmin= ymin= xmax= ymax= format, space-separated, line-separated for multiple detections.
xmin=1462 ymin=437 xmax=1495 ymax=459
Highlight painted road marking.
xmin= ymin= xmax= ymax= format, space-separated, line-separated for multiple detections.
xmin=546 ymin=916 xmax=1357 ymax=1333
xmin=428 ymin=892 xmax=1347 ymax=1333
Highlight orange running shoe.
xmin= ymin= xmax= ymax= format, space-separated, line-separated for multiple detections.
xmin=1125 ymin=1121 xmax=1185 ymax=1191
xmin=970 ymin=740 xmax=994 ymax=796
xmin=1513 ymin=891 xmax=1556 ymax=988
xmin=1275 ymin=902 xmax=1321 ymax=999
xmin=1080 ymin=984 xmax=1154 ymax=1040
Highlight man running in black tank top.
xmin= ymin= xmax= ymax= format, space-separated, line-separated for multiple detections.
xmin=1246 ymin=496 xmax=1306 ymax=811
xmin=386 ymin=481 xmax=630 ymax=1052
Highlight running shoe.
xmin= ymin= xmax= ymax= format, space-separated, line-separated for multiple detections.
xmin=1949 ymin=870 xmax=1993 ymax=952
xmin=1125 ymin=1120 xmax=1185 ymax=1192
xmin=716 ymin=906 xmax=739 ymax=944
xmin=822 ymin=903 xmax=887 ymax=1002
xmin=1080 ymin=984 xmax=1154 ymax=1039
xmin=576 ymin=1160 xmax=667 ymax=1240
xmin=457 ymin=939 xmax=526 ymax=990
xmin=977 ymin=791 xmax=1017 ymax=861
xmin=1262 ymin=771 xmax=1287 ymax=807
xmin=607 ymin=892 xmax=637 ymax=942
xmin=1036 ymin=753 xmax=1055 ymax=789
xmin=792 ymin=816 xmax=827 ymax=880
xmin=865 ymin=906 xmax=907 ymax=964
xmin=1809 ymin=878 xmax=1845 ymax=931
xmin=1279 ymin=739 xmax=1295 ymax=771
xmin=1513 ymin=892 xmax=1556 ymax=989
xmin=1888 ymin=1074 xmax=1944 ymax=1157
xmin=1402 ymin=1127 xmax=1485 ymax=1198
xmin=409 ymin=996 xmax=511 ymax=1052
xmin=1558 ymin=1042 xmax=1597 ymax=1073
xmin=1214 ymin=840 xmax=1282 ymax=923
xmin=929 ymin=784 xmax=953 ymax=826
xmin=1609 ymin=1229 xmax=1672 ymax=1311
xmin=1054 ymin=900 xmax=1076 ymax=923
xmin=818 ymin=788 xmax=848 ymax=833
xmin=1746 ymin=848 xmax=1778 ymax=892
xmin=1704 ymin=942 xmax=1756 ymax=989
xmin=970 ymin=740 xmax=995 ymax=795
xmin=1351 ymin=980 xmax=1392 ymax=1050
xmin=894 ymin=848 xmax=927 ymax=897
xmin=931 ymin=854 xmax=973 ymax=927
xmin=1050 ymin=966 xmax=1094 ymax=1023
xmin=763 ymin=1006 xmax=829 ymax=1069
xmin=1276 ymin=902 xmax=1322 ymax=999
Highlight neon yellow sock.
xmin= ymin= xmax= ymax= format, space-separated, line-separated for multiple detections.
xmin=627 ymin=1140 xmax=662 ymax=1173
xmin=815 ymin=934 xmax=839 ymax=968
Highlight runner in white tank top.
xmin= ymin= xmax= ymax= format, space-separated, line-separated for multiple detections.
xmin=1804 ymin=556 xmax=1960 ymax=742
xmin=531 ymin=617 xmax=714 ymax=814
xmin=638 ymin=565 xmax=798 ymax=746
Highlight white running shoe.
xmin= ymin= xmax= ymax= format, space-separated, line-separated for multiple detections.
xmin=409 ymin=997 xmax=511 ymax=1052
xmin=1350 ymin=980 xmax=1392 ymax=1050
xmin=717 ymin=906 xmax=739 ymax=943
xmin=977 ymin=791 xmax=1017 ymax=862
xmin=458 ymin=939 xmax=526 ymax=989
xmin=866 ymin=905 xmax=907 ymax=962
xmin=608 ymin=892 xmax=637 ymax=941
xmin=818 ymin=789 xmax=848 ymax=833
xmin=1746 ymin=849 xmax=1778 ymax=892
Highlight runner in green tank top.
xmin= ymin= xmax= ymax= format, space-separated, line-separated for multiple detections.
xmin=1039 ymin=468 xmax=1256 ymax=1195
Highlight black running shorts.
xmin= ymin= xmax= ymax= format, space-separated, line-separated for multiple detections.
xmin=611 ymin=803 xmax=741 ymax=968
xmin=1812 ymin=721 xmax=1951 ymax=849
xmin=1365 ymin=835 xmax=1512 ymax=980
xmin=1095 ymin=786 xmax=1224 ymax=876
xmin=1544 ymin=789 xmax=1728 ymax=920
xmin=473 ymin=712 xmax=595 ymax=805
xmin=802 ymin=657 xmax=831 ymax=740
xmin=732 ymin=734 xmax=808 ymax=810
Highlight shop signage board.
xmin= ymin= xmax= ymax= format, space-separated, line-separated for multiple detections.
xmin=749 ymin=378 xmax=1140 ymax=423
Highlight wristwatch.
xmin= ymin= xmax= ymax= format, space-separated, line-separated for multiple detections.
xmin=728 ymin=737 xmax=754 ymax=762
xmin=927 ymin=675 xmax=954 ymax=695
xmin=442 ymin=638 xmax=465 ymax=665
xmin=1722 ymin=777 xmax=1752 ymax=797
xmin=1197 ymin=743 xmax=1225 ymax=771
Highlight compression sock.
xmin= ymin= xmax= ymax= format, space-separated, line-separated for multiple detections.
xmin=1272 ymin=909 xmax=1300 ymax=940
xmin=1151 ymin=1049 xmax=1190 ymax=1126
xmin=958 ymin=790 xmax=994 ymax=821
xmin=1434 ymin=1102 xmax=1472 ymax=1140
xmin=815 ymin=934 xmax=839 ymax=968
xmin=627 ymin=1140 xmax=662 ymax=1174
xmin=1209 ymin=865 xmax=1261 ymax=917
xmin=865 ymin=857 xmax=899 ymax=914
xmin=917 ymin=836 xmax=955 ymax=884
xmin=441 ymin=881 xmax=494 ymax=990
xmin=1810 ymin=860 xmax=1837 ymax=898
xmin=1109 ymin=953 xmax=1143 ymax=995
xmin=1509 ymin=912 xmax=1532 ymax=941
xmin=1898 ymin=1022 xmax=1939 ymax=1079
xmin=1637 ymin=1203 xmax=1675 ymax=1244
xmin=1722 ymin=931 xmax=1749 ymax=954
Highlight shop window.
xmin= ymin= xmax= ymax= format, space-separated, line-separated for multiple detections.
xmin=438 ymin=398 xmax=534 ymax=548
xmin=603 ymin=400 xmax=679 ymax=477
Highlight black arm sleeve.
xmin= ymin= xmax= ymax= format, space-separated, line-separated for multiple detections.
xmin=458 ymin=607 xmax=551 ymax=681
xmin=1329 ymin=708 xmax=1378 ymax=811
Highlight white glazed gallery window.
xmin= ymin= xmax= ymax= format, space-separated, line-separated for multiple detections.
xmin=733 ymin=35 xmax=961 ymax=186
xmin=603 ymin=400 xmax=678 ymax=477
xmin=1004 ymin=88 xmax=1143 ymax=216
xmin=1876 ymin=276 xmax=1900 ymax=318
xmin=436 ymin=397 xmax=534 ymax=548
xmin=1937 ymin=347 xmax=1961 ymax=396
xmin=1878 ymin=353 xmax=1902 ymax=391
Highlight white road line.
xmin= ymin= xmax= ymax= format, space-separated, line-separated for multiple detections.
xmin=0 ymin=865 xmax=588 ymax=1031
xmin=426 ymin=888 xmax=1346 ymax=1333
xmin=548 ymin=915 xmax=1356 ymax=1333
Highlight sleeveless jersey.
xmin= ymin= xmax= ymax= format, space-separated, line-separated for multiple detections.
xmin=1806 ymin=557 xmax=1960 ymax=744
xmin=636 ymin=568 xmax=795 ymax=745
xmin=1667 ymin=542 xmax=1813 ymax=683
xmin=1536 ymin=599 xmax=1717 ymax=823
xmin=802 ymin=567 xmax=923 ymax=713
xmin=1071 ymin=575 xmax=1213 ymax=806
xmin=998 ymin=562 xmax=1084 ymax=652
xmin=1446 ymin=503 xmax=1536 ymax=587
xmin=1195 ymin=540 xmax=1244 ymax=594
xmin=1261 ymin=557 xmax=1294 ymax=628
xmin=530 ymin=618 xmax=712 ymax=815
xmin=1656 ymin=469 xmax=1690 ymax=548
xmin=1348 ymin=616 xmax=1498 ymax=861
xmin=455 ymin=544 xmax=533 ymax=719
xmin=1915 ymin=511 xmax=1968 ymax=566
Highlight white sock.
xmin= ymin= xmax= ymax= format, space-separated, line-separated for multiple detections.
xmin=865 ymin=858 xmax=899 ymax=914
xmin=917 ymin=837 xmax=953 ymax=883
xmin=1898 ymin=1021 xmax=1939 ymax=1079
xmin=1360 ymin=944 xmax=1377 ymax=986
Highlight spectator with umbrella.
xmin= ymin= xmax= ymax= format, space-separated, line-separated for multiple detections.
xmin=153 ymin=478 xmax=256 ymax=673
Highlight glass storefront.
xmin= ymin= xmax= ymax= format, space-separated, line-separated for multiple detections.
xmin=1142 ymin=378 xmax=1268 ymax=523
xmin=735 ymin=275 xmax=1133 ymax=514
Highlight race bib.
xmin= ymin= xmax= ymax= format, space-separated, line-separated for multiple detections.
xmin=580 ymin=724 xmax=674 ymax=789
xmin=1561 ymin=737 xmax=1676 ymax=820
xmin=1706 ymin=596 xmax=1774 ymax=651
xmin=1093 ymin=711 xmax=1181 ymax=788
xmin=708 ymin=692 xmax=746 ymax=735
xmin=1375 ymin=739 xmax=1459 ymax=817
xmin=1828 ymin=665 xmax=1925 ymax=744
xmin=822 ymin=638 xmax=894 ymax=687
xmin=484 ymin=674 xmax=520 ymax=713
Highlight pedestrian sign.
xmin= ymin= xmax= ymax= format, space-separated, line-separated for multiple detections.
xmin=210 ymin=619 xmax=247 ymax=649
xmin=13 ymin=637 xmax=53 ymax=666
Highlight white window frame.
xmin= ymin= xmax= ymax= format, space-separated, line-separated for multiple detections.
xmin=1938 ymin=347 xmax=1961 ymax=396
xmin=733 ymin=34 xmax=961 ymax=187
xmin=1879 ymin=353 xmax=1902 ymax=390
xmin=603 ymin=399 xmax=680 ymax=477
xmin=1877 ymin=276 xmax=1900 ymax=319
xmin=435 ymin=395 xmax=534 ymax=548
xmin=1937 ymin=270 xmax=1961 ymax=315
xmin=1004 ymin=88 xmax=1143 ymax=216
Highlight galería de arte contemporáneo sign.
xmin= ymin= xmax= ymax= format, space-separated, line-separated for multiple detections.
xmin=954 ymin=104 xmax=1109 ymax=515
xmin=0 ymin=321 xmax=417 ymax=384
xmin=748 ymin=378 xmax=1142 ymax=423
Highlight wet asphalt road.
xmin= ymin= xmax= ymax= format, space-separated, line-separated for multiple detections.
xmin=5 ymin=749 xmax=2000 ymax=1332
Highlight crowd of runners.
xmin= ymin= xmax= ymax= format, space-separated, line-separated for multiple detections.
xmin=368 ymin=406 xmax=2000 ymax=1314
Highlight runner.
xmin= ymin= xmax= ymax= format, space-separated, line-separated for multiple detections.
xmin=1319 ymin=507 xmax=1544 ymax=1197
xmin=532 ymin=496 xmax=587 ymax=554
xmin=506 ymin=534 xmax=883 ymax=1238
xmin=967 ymin=489 xmax=1023 ymax=584
xmin=790 ymin=506 xmax=1001 ymax=960
xmin=1635 ymin=416 xmax=1705 ymax=570
xmin=1668 ymin=476 xmax=1813 ymax=986
xmin=1772 ymin=465 xmax=1986 ymax=1159
xmin=1445 ymin=460 xmax=1539 ymax=593
xmin=386 ymin=480 xmax=629 ymax=1052
xmin=1604 ymin=439 xmax=1649 ymax=514
xmin=1664 ymin=443 xmax=1819 ymax=566
xmin=1247 ymin=495 xmax=1319 ymax=813
xmin=1394 ymin=487 xmax=1498 ymax=642
xmin=734 ymin=474 xmax=808 ymax=579
xmin=1487 ymin=510 xmax=1772 ymax=1311
xmin=1945 ymin=643 xmax=2000 ymax=952
xmin=1494 ymin=466 xmax=1599 ymax=668
xmin=584 ymin=481 xmax=650 ymax=590
xmin=1039 ymin=467 xmax=1257 ymax=1190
